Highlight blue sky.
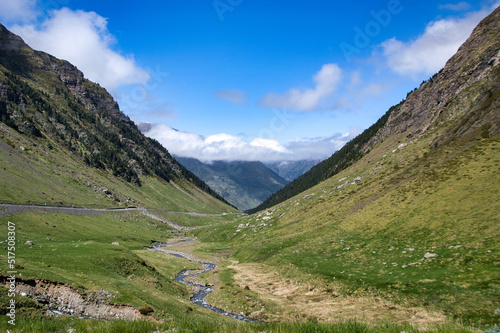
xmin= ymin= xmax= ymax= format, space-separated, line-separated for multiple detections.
xmin=1 ymin=0 xmax=498 ymax=161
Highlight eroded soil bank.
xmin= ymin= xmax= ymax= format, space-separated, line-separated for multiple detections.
xmin=1 ymin=277 xmax=144 ymax=320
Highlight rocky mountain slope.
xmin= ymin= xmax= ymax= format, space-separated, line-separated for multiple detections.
xmin=0 ymin=23 xmax=232 ymax=212
xmin=197 ymin=7 xmax=500 ymax=326
xmin=176 ymin=157 xmax=288 ymax=211
xmin=251 ymin=7 xmax=500 ymax=213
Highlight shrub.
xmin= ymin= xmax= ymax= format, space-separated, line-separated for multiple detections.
xmin=138 ymin=305 xmax=154 ymax=316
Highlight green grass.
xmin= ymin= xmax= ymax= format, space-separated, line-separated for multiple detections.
xmin=1 ymin=210 xmax=481 ymax=333
xmin=0 ymin=134 xmax=493 ymax=333
xmin=0 ymin=212 xmax=188 ymax=306
xmin=0 ymin=315 xmax=479 ymax=333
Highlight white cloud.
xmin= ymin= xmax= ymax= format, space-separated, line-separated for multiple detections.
xmin=285 ymin=135 xmax=349 ymax=160
xmin=214 ymin=89 xmax=247 ymax=105
xmin=259 ymin=64 xmax=342 ymax=112
xmin=145 ymin=125 xmax=291 ymax=162
xmin=144 ymin=124 xmax=355 ymax=162
xmin=10 ymin=8 xmax=150 ymax=92
xmin=380 ymin=7 xmax=496 ymax=77
xmin=439 ymin=2 xmax=472 ymax=11
xmin=0 ymin=0 xmax=38 ymax=23
xmin=250 ymin=138 xmax=289 ymax=153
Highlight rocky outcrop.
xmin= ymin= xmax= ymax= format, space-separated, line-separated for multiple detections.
xmin=366 ymin=7 xmax=500 ymax=149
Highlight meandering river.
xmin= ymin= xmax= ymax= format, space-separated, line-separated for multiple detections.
xmin=149 ymin=241 xmax=256 ymax=323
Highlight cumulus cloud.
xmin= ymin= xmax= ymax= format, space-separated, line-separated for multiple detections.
xmin=10 ymin=8 xmax=150 ymax=92
xmin=214 ymin=89 xmax=248 ymax=105
xmin=144 ymin=124 xmax=354 ymax=162
xmin=259 ymin=64 xmax=342 ymax=112
xmin=0 ymin=0 xmax=38 ymax=23
xmin=380 ymin=6 xmax=496 ymax=77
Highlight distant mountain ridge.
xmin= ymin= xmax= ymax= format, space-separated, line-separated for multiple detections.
xmin=176 ymin=157 xmax=289 ymax=211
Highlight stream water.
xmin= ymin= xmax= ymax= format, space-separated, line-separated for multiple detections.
xmin=150 ymin=242 xmax=256 ymax=323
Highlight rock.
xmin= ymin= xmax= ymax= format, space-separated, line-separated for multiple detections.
xmin=354 ymin=176 xmax=362 ymax=184
xmin=424 ymin=252 xmax=438 ymax=259
xmin=35 ymin=297 xmax=49 ymax=304
xmin=343 ymin=247 xmax=351 ymax=251
xmin=337 ymin=181 xmax=350 ymax=190
xmin=111 ymin=242 xmax=120 ymax=246
xmin=25 ymin=240 xmax=34 ymax=245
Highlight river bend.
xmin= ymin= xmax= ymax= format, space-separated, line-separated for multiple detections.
xmin=149 ymin=241 xmax=255 ymax=322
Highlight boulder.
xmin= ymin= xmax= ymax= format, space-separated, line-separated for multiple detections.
xmin=424 ymin=252 xmax=438 ymax=259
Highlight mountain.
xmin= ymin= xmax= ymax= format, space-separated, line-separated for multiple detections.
xmin=176 ymin=157 xmax=289 ymax=211
xmin=265 ymin=159 xmax=320 ymax=182
xmin=250 ymin=7 xmax=500 ymax=214
xmin=198 ymin=7 xmax=500 ymax=325
xmin=0 ymin=23 xmax=232 ymax=212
